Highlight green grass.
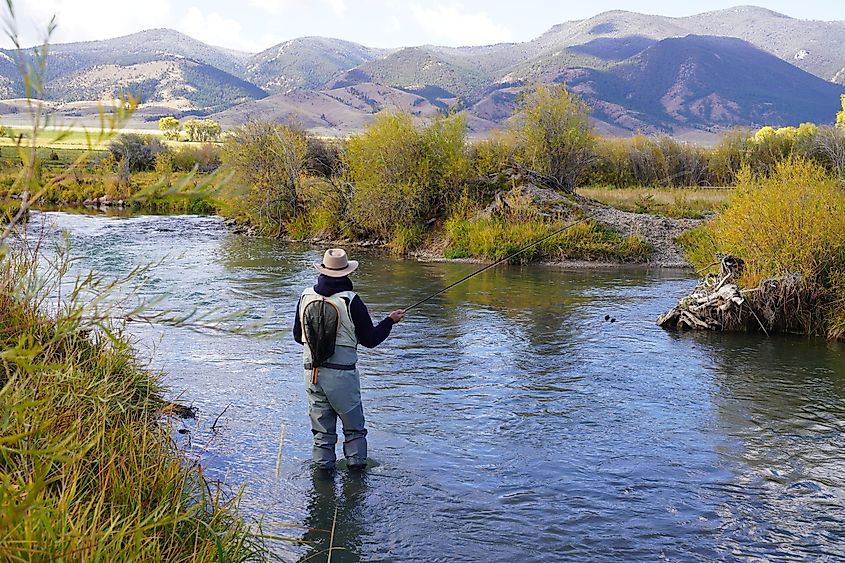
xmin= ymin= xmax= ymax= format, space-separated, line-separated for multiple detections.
xmin=578 ymin=186 xmax=732 ymax=219
xmin=0 ymin=248 xmax=263 ymax=560
xmin=1 ymin=198 xmax=22 ymax=224
xmin=676 ymin=225 xmax=719 ymax=272
xmin=444 ymin=216 xmax=652 ymax=263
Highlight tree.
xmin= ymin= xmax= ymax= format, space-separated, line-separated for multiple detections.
xmin=158 ymin=116 xmax=181 ymax=140
xmin=222 ymin=121 xmax=307 ymax=234
xmin=184 ymin=119 xmax=222 ymax=142
xmin=108 ymin=133 xmax=168 ymax=183
xmin=837 ymin=94 xmax=845 ymax=132
xmin=511 ymin=84 xmax=596 ymax=193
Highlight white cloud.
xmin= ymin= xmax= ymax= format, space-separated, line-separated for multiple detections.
xmin=4 ymin=0 xmax=172 ymax=47
xmin=249 ymin=0 xmax=290 ymax=15
xmin=410 ymin=2 xmax=512 ymax=46
xmin=179 ymin=7 xmax=259 ymax=51
xmin=325 ymin=0 xmax=347 ymax=17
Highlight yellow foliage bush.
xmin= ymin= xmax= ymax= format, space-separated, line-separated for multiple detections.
xmin=710 ymin=159 xmax=845 ymax=288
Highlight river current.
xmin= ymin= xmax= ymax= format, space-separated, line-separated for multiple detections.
xmin=30 ymin=211 xmax=845 ymax=562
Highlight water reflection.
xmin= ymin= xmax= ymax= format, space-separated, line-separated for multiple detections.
xmin=298 ymin=471 xmax=367 ymax=563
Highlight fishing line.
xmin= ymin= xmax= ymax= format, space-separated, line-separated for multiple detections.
xmin=405 ymin=214 xmax=594 ymax=312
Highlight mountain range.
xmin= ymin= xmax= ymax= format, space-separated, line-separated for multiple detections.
xmin=1 ymin=6 xmax=844 ymax=137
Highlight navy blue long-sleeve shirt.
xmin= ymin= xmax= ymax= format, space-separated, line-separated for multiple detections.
xmin=293 ymin=274 xmax=395 ymax=348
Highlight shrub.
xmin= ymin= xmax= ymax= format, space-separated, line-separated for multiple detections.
xmin=305 ymin=137 xmax=344 ymax=178
xmin=709 ymin=159 xmax=845 ymax=288
xmin=809 ymin=127 xmax=845 ymax=179
xmin=171 ymin=144 xmax=221 ymax=173
xmin=345 ymin=112 xmax=469 ymax=239
xmin=685 ymin=159 xmax=845 ymax=337
xmin=511 ymin=84 xmax=596 ymax=193
xmin=709 ymin=129 xmax=753 ymax=186
xmin=222 ymin=121 xmax=307 ymax=235
xmin=108 ymin=133 xmax=168 ymax=175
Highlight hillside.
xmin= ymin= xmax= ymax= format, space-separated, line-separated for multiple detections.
xmin=591 ymin=35 xmax=845 ymax=130
xmin=45 ymin=29 xmax=250 ymax=79
xmin=465 ymin=36 xmax=845 ymax=134
xmin=48 ymin=57 xmax=267 ymax=113
xmin=2 ymin=6 xmax=844 ymax=132
xmin=245 ymin=37 xmax=383 ymax=93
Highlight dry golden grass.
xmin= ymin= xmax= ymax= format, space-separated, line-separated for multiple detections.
xmin=578 ymin=186 xmax=732 ymax=219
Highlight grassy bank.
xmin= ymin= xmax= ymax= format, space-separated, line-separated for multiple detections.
xmin=0 ymin=249 xmax=262 ymax=560
xmin=443 ymin=216 xmax=650 ymax=262
xmin=0 ymin=147 xmax=221 ymax=215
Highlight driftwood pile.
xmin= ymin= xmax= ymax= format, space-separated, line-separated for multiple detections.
xmin=657 ymin=255 xmax=813 ymax=334
xmin=657 ymin=255 xmax=749 ymax=331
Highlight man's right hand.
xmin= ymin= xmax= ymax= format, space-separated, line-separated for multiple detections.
xmin=389 ymin=309 xmax=406 ymax=323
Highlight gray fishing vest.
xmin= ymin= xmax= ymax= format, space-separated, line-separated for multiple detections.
xmin=299 ymin=288 xmax=359 ymax=373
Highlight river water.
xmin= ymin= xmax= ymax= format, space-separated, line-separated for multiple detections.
xmin=30 ymin=211 xmax=845 ymax=562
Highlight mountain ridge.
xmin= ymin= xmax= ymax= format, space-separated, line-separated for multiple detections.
xmin=1 ymin=6 xmax=844 ymax=135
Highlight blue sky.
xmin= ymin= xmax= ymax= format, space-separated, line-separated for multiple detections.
xmin=8 ymin=0 xmax=844 ymax=52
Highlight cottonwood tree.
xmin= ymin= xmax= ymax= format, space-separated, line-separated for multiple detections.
xmin=184 ymin=119 xmax=222 ymax=142
xmin=222 ymin=121 xmax=307 ymax=234
xmin=158 ymin=116 xmax=181 ymax=140
xmin=511 ymin=84 xmax=596 ymax=193
xmin=837 ymin=95 xmax=845 ymax=132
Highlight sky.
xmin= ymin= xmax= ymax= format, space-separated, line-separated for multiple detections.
xmin=4 ymin=0 xmax=844 ymax=52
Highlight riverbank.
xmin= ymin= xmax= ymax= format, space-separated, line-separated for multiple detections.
xmin=0 ymin=247 xmax=262 ymax=560
xmin=226 ymin=185 xmax=703 ymax=269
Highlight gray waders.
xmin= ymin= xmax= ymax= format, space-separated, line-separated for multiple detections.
xmin=304 ymin=363 xmax=367 ymax=470
xmin=299 ymin=288 xmax=367 ymax=470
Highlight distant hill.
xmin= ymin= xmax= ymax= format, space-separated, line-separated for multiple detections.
xmin=1 ymin=6 xmax=844 ymax=133
xmin=589 ymin=35 xmax=845 ymax=131
xmin=0 ymin=29 xmax=262 ymax=114
xmin=245 ymin=37 xmax=383 ymax=93
xmin=48 ymin=57 xmax=267 ymax=114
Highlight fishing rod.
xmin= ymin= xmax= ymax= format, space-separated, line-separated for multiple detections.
xmin=404 ymin=214 xmax=594 ymax=312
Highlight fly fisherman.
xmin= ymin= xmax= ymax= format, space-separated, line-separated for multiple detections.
xmin=293 ymin=249 xmax=405 ymax=471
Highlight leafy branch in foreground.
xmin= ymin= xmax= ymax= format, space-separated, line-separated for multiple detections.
xmin=0 ymin=0 xmax=138 ymax=242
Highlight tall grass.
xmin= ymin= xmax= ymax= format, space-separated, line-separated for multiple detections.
xmin=0 ymin=246 xmax=264 ymax=561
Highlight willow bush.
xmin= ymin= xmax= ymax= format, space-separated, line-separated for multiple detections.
xmin=221 ymin=121 xmax=307 ymax=236
xmin=684 ymin=159 xmax=845 ymax=338
xmin=345 ymin=112 xmax=469 ymax=243
xmin=511 ymin=84 xmax=596 ymax=193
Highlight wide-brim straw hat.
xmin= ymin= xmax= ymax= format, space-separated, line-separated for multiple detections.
xmin=314 ymin=248 xmax=359 ymax=277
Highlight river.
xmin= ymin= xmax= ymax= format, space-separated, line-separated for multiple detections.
xmin=30 ymin=211 xmax=845 ymax=561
